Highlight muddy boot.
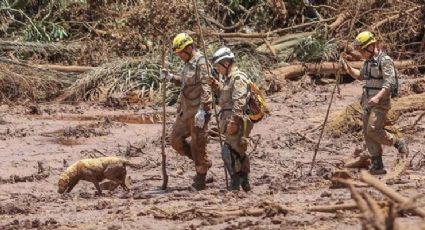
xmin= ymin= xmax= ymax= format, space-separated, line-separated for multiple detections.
xmin=230 ymin=174 xmax=241 ymax=191
xmin=192 ymin=173 xmax=206 ymax=190
xmin=240 ymin=172 xmax=251 ymax=192
xmin=369 ymin=155 xmax=387 ymax=175
xmin=394 ymin=139 xmax=409 ymax=155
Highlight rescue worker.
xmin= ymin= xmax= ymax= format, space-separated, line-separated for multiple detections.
xmin=341 ymin=31 xmax=408 ymax=175
xmin=209 ymin=47 xmax=253 ymax=191
xmin=160 ymin=33 xmax=212 ymax=190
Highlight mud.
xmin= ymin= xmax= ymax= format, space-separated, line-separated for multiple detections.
xmin=1 ymin=82 xmax=424 ymax=229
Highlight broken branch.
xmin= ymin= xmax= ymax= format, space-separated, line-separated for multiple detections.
xmin=36 ymin=64 xmax=95 ymax=73
xmin=372 ymin=6 xmax=423 ymax=30
xmin=360 ymin=170 xmax=425 ymax=218
xmin=306 ymin=201 xmax=387 ymax=213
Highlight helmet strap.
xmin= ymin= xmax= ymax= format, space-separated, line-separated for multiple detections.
xmin=364 ymin=44 xmax=375 ymax=58
xmin=182 ymin=45 xmax=193 ymax=62
xmin=220 ymin=61 xmax=233 ymax=76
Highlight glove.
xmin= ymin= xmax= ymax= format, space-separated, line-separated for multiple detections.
xmin=159 ymin=69 xmax=174 ymax=81
xmin=194 ymin=109 xmax=206 ymax=128
xmin=225 ymin=119 xmax=239 ymax=135
xmin=207 ymin=76 xmax=219 ymax=87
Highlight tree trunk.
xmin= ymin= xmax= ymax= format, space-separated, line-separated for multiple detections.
xmin=269 ymin=60 xmax=416 ymax=80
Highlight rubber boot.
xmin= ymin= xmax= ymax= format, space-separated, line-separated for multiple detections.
xmin=230 ymin=173 xmax=241 ymax=191
xmin=369 ymin=155 xmax=387 ymax=175
xmin=240 ymin=172 xmax=251 ymax=192
xmin=192 ymin=173 xmax=206 ymax=190
xmin=394 ymin=139 xmax=409 ymax=155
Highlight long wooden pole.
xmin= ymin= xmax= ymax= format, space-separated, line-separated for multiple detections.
xmin=308 ymin=60 xmax=341 ymax=175
xmin=160 ymin=45 xmax=169 ymax=190
xmin=192 ymin=0 xmax=228 ymax=189
xmin=309 ymin=2 xmax=359 ymax=175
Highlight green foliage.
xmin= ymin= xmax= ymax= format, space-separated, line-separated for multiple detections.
xmin=294 ymin=27 xmax=338 ymax=62
xmin=23 ymin=20 xmax=68 ymax=42
xmin=236 ymin=52 xmax=263 ymax=85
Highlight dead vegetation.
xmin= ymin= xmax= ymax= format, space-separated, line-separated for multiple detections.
xmin=0 ymin=0 xmax=422 ymax=105
xmin=0 ymin=58 xmax=74 ymax=103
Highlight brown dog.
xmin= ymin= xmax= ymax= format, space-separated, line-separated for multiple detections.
xmin=58 ymin=156 xmax=140 ymax=194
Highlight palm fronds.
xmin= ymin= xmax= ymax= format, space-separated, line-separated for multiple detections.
xmin=0 ymin=40 xmax=78 ymax=56
xmin=58 ymin=52 xmax=181 ymax=105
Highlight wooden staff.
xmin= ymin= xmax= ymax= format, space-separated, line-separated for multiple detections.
xmin=160 ymin=44 xmax=169 ymax=190
xmin=308 ymin=59 xmax=342 ymax=175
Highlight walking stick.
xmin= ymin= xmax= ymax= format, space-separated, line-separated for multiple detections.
xmin=309 ymin=1 xmax=360 ymax=175
xmin=192 ymin=0 xmax=228 ymax=189
xmin=308 ymin=58 xmax=342 ymax=175
xmin=160 ymin=44 xmax=169 ymax=190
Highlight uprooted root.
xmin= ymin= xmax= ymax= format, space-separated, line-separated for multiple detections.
xmin=42 ymin=118 xmax=123 ymax=139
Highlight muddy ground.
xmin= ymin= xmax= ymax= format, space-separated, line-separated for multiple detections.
xmin=1 ymin=81 xmax=424 ymax=230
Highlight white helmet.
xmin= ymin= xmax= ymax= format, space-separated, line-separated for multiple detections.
xmin=212 ymin=47 xmax=235 ymax=64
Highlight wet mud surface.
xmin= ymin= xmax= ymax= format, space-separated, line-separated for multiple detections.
xmin=1 ymin=82 xmax=424 ymax=229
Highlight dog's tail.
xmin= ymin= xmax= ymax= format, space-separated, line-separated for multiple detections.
xmin=122 ymin=160 xmax=142 ymax=169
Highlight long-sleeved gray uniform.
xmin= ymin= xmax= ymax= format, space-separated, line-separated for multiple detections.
xmin=361 ymin=51 xmax=397 ymax=157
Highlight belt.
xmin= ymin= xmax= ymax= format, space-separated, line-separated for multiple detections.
xmin=363 ymin=86 xmax=382 ymax=96
xmin=363 ymin=86 xmax=382 ymax=90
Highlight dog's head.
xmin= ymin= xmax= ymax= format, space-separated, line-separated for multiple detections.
xmin=57 ymin=174 xmax=70 ymax=194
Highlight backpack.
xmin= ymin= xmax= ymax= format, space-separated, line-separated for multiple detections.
xmin=233 ymin=71 xmax=270 ymax=123
xmin=376 ymin=52 xmax=399 ymax=98
xmin=246 ymin=81 xmax=270 ymax=123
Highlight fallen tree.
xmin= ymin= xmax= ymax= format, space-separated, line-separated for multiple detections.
xmin=269 ymin=60 xmax=417 ymax=80
xmin=36 ymin=64 xmax=95 ymax=73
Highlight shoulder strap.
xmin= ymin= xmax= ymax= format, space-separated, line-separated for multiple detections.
xmin=377 ymin=51 xmax=398 ymax=78
xmin=194 ymin=55 xmax=205 ymax=75
xmin=366 ymin=52 xmax=387 ymax=79
xmin=377 ymin=51 xmax=386 ymax=73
